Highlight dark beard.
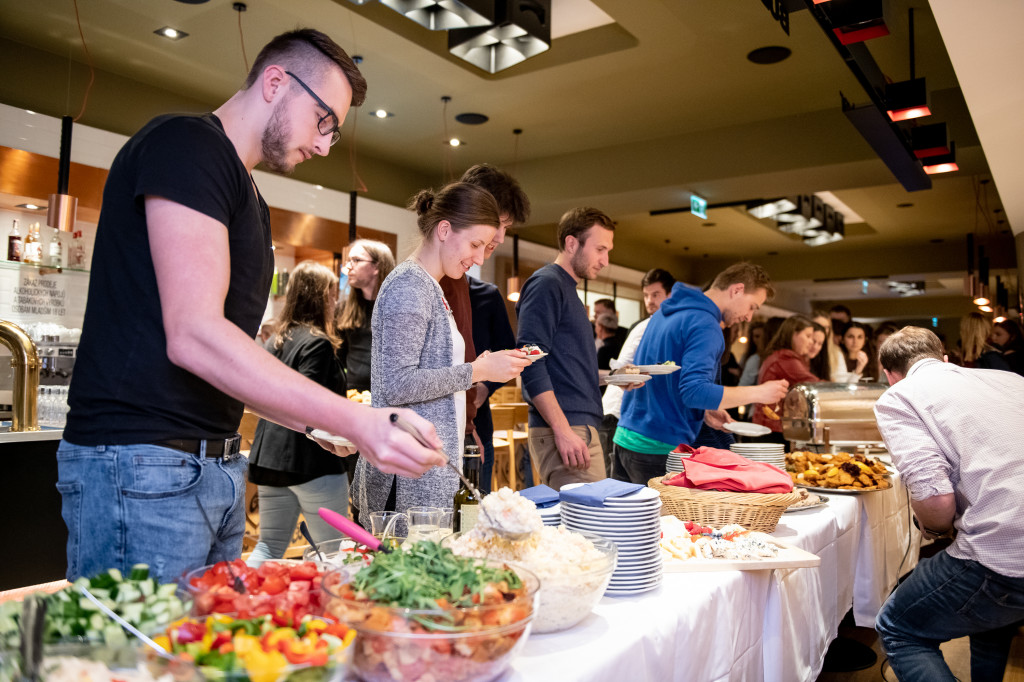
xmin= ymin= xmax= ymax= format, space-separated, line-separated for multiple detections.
xmin=261 ymin=102 xmax=294 ymax=174
xmin=570 ymin=250 xmax=590 ymax=280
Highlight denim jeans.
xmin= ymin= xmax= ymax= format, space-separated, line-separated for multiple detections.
xmin=612 ymin=444 xmax=667 ymax=484
xmin=56 ymin=440 xmax=247 ymax=584
xmin=876 ymin=549 xmax=1024 ymax=682
xmin=247 ymin=474 xmax=349 ymax=564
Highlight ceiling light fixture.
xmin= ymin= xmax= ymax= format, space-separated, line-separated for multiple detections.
xmin=507 ymin=233 xmax=520 ymax=302
xmin=825 ymin=0 xmax=890 ymax=45
xmin=978 ymin=304 xmax=993 ymax=313
xmin=449 ymin=138 xmax=462 ymax=147
xmin=381 ymin=0 xmax=495 ymax=31
xmin=16 ymin=203 xmax=46 ymax=211
xmin=455 ymin=112 xmax=489 ymax=125
xmin=449 ymin=0 xmax=551 ymax=74
xmin=155 ymin=27 xmax=189 ymax=40
xmin=888 ymin=281 xmax=926 ymax=297
xmin=922 ymin=142 xmax=958 ymax=174
xmin=885 ymin=9 xmax=930 ymax=122
xmin=746 ymin=46 xmax=791 ymax=65
xmin=746 ymin=198 xmax=796 ymax=220
xmin=372 ymin=109 xmax=393 ymax=118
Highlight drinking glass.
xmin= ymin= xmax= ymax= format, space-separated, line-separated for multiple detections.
xmin=405 ymin=506 xmax=442 ymax=543
xmin=369 ymin=511 xmax=408 ymax=542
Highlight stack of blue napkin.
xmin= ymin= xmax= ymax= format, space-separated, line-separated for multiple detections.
xmin=519 ymin=484 xmax=559 ymax=508
xmin=558 ymin=479 xmax=645 ymax=508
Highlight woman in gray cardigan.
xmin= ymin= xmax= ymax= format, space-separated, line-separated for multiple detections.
xmin=352 ymin=182 xmax=529 ymax=523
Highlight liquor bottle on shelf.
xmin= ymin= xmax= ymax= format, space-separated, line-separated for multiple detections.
xmin=7 ymin=219 xmax=22 ymax=262
xmin=70 ymin=231 xmax=87 ymax=268
xmin=48 ymin=230 xmax=63 ymax=268
xmin=454 ymin=444 xmax=482 ymax=532
xmin=23 ymin=222 xmax=42 ymax=265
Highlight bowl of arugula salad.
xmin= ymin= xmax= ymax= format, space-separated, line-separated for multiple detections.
xmin=320 ymin=541 xmax=539 ymax=682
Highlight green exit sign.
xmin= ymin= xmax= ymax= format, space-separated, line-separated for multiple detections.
xmin=691 ymin=194 xmax=708 ymax=219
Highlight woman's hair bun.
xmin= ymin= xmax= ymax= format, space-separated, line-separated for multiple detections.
xmin=411 ymin=189 xmax=435 ymax=215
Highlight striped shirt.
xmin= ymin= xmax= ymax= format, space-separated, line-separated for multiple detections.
xmin=873 ymin=358 xmax=1024 ymax=577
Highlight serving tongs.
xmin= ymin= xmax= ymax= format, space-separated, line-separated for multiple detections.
xmin=19 ymin=595 xmax=46 ymax=682
xmin=388 ymin=413 xmax=532 ymax=542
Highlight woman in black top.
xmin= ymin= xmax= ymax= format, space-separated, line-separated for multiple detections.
xmin=247 ymin=261 xmax=350 ymax=563
xmin=335 ymin=240 xmax=395 ymax=501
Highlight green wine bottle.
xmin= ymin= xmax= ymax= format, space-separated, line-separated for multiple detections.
xmin=454 ymin=444 xmax=482 ymax=532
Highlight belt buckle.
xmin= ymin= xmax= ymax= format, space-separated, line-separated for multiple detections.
xmin=222 ymin=434 xmax=242 ymax=461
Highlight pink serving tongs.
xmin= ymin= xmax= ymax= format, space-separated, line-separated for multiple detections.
xmin=318 ymin=507 xmax=388 ymax=552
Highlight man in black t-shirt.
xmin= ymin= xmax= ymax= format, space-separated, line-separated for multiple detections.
xmin=58 ymin=29 xmax=446 ymax=583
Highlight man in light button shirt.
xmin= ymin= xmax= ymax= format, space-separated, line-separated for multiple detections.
xmin=872 ymin=326 xmax=1024 ymax=682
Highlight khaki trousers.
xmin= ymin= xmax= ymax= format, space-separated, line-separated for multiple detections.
xmin=528 ymin=424 xmax=606 ymax=490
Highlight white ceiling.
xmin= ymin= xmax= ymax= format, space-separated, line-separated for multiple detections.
xmin=0 ymin=0 xmax=1019 ymax=319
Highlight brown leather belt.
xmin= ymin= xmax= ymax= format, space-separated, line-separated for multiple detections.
xmin=153 ymin=434 xmax=242 ymax=459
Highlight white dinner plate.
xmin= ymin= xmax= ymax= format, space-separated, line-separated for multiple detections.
xmin=306 ymin=428 xmax=354 ymax=448
xmin=632 ymin=364 xmax=681 ymax=375
xmin=521 ymin=351 xmax=548 ymax=361
xmin=559 ymin=505 xmax=662 ymax=520
xmin=783 ymin=495 xmax=830 ymax=513
xmin=723 ymin=422 xmax=772 ymax=437
xmin=603 ymin=373 xmax=653 ymax=386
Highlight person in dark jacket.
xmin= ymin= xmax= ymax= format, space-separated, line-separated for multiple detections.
xmin=335 ymin=238 xmax=395 ymax=495
xmin=248 ymin=260 xmax=350 ymax=563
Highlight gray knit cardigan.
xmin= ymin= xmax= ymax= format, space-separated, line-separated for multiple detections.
xmin=351 ymin=260 xmax=474 ymax=524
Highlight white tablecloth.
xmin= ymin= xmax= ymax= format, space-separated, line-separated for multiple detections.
xmin=509 ymin=476 xmax=921 ymax=682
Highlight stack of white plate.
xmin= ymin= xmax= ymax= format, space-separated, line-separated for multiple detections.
xmin=538 ymin=503 xmax=561 ymax=526
xmin=559 ymin=483 xmax=663 ymax=596
xmin=730 ymin=443 xmax=786 ymax=471
xmin=666 ymin=450 xmax=690 ymax=473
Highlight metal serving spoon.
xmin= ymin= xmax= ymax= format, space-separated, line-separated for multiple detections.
xmin=389 ymin=413 xmax=532 ymax=541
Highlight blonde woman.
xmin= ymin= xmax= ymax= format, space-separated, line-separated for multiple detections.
xmin=337 ymin=239 xmax=395 ymax=395
xmin=959 ymin=312 xmax=1011 ymax=371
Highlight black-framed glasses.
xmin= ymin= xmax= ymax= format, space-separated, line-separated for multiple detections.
xmin=285 ymin=70 xmax=341 ymax=146
xmin=344 ymin=256 xmax=374 ymax=267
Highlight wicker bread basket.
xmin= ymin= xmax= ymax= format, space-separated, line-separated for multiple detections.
xmin=648 ymin=477 xmax=803 ymax=533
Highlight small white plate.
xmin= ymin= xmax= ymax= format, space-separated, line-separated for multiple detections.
xmin=724 ymin=422 xmax=772 ymax=437
xmin=561 ymin=483 xmax=662 ymax=506
xmin=632 ymin=364 xmax=681 ymax=375
xmin=603 ymin=373 xmax=653 ymax=386
xmin=307 ymin=428 xmax=354 ymax=448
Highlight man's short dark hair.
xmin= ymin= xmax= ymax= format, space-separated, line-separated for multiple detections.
xmin=830 ymin=304 xmax=852 ymax=318
xmin=557 ymin=207 xmax=614 ymax=251
xmin=244 ymin=28 xmax=367 ymax=107
xmin=459 ymin=164 xmax=530 ymax=224
xmin=709 ymin=262 xmax=775 ymax=300
xmin=642 ymin=268 xmax=676 ymax=293
xmin=594 ymin=298 xmax=615 ymax=312
xmin=879 ymin=326 xmax=945 ymax=376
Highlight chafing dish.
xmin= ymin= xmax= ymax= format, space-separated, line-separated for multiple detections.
xmin=782 ymin=382 xmax=887 ymax=447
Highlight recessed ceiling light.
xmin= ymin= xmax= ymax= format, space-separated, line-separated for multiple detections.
xmin=455 ymin=113 xmax=488 ymax=125
xmin=25 ymin=110 xmax=36 ymax=115
xmin=930 ymin=238 xmax=943 ymax=243
xmin=449 ymin=138 xmax=463 ymax=147
xmin=16 ymin=203 xmax=46 ymax=210
xmin=174 ymin=0 xmax=211 ymax=4
xmin=371 ymin=109 xmax=393 ymax=119
xmin=747 ymin=46 xmax=791 ymax=65
xmin=703 ymin=222 xmax=716 ymax=227
xmin=315 ymin=185 xmax=324 ymax=190
xmin=767 ymin=251 xmax=779 ymax=256
xmin=155 ymin=27 xmax=189 ymax=40
xmin=897 ymin=202 xmax=913 ymax=208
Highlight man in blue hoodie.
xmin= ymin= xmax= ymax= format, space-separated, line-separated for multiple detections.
xmin=613 ymin=263 xmax=790 ymax=483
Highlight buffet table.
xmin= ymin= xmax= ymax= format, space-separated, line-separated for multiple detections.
xmin=511 ymin=473 xmax=921 ymax=682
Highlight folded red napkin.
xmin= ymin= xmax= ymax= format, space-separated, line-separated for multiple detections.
xmin=663 ymin=445 xmax=793 ymax=494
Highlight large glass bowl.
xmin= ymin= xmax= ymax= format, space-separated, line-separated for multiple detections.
xmin=442 ymin=530 xmax=617 ymax=634
xmin=179 ymin=559 xmax=329 ymax=618
xmin=0 ymin=641 xmax=166 ymax=682
xmin=320 ymin=560 xmax=539 ymax=682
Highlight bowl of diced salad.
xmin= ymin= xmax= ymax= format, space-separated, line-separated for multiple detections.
xmin=180 ymin=560 xmax=330 ymax=624
xmin=320 ymin=541 xmax=539 ymax=682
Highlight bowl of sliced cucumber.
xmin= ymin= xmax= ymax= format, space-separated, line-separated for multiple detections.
xmin=0 ymin=564 xmax=190 ymax=648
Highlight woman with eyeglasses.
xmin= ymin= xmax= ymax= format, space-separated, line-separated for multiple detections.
xmin=351 ymin=182 xmax=530 ymax=522
xmin=335 ymin=239 xmax=395 ymax=508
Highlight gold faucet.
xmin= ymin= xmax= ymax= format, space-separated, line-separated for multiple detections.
xmin=0 ymin=320 xmax=40 ymax=431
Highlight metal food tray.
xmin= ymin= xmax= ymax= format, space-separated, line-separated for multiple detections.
xmin=782 ymin=382 xmax=887 ymax=447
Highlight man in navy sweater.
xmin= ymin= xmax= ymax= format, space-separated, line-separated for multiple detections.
xmin=516 ymin=207 xmax=625 ymax=489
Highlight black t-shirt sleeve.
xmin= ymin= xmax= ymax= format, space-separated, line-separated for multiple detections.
xmin=132 ymin=116 xmax=243 ymax=226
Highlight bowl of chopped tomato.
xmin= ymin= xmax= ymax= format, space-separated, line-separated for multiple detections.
xmin=320 ymin=542 xmax=539 ymax=682
xmin=181 ymin=560 xmax=329 ymax=625
xmin=146 ymin=614 xmax=355 ymax=682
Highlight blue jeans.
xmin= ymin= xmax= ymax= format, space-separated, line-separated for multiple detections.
xmin=876 ymin=549 xmax=1024 ymax=682
xmin=56 ymin=440 xmax=247 ymax=584
xmin=247 ymin=474 xmax=349 ymax=564
xmin=479 ymin=439 xmax=495 ymax=495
